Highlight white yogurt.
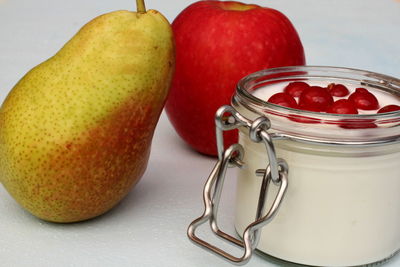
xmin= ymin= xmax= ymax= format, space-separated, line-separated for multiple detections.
xmin=233 ymin=80 xmax=400 ymax=266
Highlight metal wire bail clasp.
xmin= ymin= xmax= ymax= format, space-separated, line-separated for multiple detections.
xmin=187 ymin=105 xmax=289 ymax=265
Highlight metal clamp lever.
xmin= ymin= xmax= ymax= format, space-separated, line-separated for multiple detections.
xmin=187 ymin=105 xmax=289 ymax=265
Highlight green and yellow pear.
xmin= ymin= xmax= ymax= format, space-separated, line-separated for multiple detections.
xmin=0 ymin=0 xmax=174 ymax=222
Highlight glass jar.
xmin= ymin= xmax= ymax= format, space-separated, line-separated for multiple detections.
xmin=233 ymin=66 xmax=400 ymax=266
xmin=188 ymin=66 xmax=400 ymax=267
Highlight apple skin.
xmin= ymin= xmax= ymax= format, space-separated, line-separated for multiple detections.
xmin=166 ymin=1 xmax=305 ymax=156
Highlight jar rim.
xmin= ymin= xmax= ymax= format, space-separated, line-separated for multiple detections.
xmin=233 ymin=66 xmax=400 ymax=145
xmin=236 ymin=66 xmax=400 ymax=120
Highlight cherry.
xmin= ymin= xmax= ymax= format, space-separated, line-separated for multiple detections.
xmin=298 ymin=86 xmax=333 ymax=112
xmin=327 ymin=99 xmax=358 ymax=114
xmin=354 ymin=88 xmax=368 ymax=94
xmin=348 ymin=88 xmax=379 ymax=110
xmin=377 ymin=105 xmax=400 ymax=113
xmin=284 ymin=81 xmax=310 ymax=97
xmin=327 ymin=83 xmax=350 ymax=97
xmin=267 ymin=92 xmax=297 ymax=108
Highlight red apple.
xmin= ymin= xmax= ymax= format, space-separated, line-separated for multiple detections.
xmin=166 ymin=1 xmax=305 ymax=156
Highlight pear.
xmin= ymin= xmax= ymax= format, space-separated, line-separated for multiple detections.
xmin=0 ymin=0 xmax=174 ymax=223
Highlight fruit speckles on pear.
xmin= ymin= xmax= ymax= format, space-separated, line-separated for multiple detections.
xmin=0 ymin=8 xmax=174 ymax=222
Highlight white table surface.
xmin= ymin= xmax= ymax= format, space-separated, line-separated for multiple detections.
xmin=1 ymin=0 xmax=399 ymax=266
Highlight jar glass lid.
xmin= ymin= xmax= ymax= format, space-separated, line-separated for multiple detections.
xmin=233 ymin=66 xmax=400 ymax=145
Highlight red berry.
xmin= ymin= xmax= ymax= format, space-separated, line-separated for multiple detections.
xmin=284 ymin=81 xmax=310 ymax=97
xmin=327 ymin=83 xmax=350 ymax=97
xmin=348 ymin=88 xmax=379 ymax=110
xmin=377 ymin=105 xmax=400 ymax=113
xmin=327 ymin=99 xmax=358 ymax=114
xmin=268 ymin=92 xmax=297 ymax=108
xmin=354 ymin=88 xmax=369 ymax=94
xmin=298 ymin=86 xmax=334 ymax=112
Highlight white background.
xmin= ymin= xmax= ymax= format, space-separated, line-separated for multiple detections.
xmin=0 ymin=0 xmax=399 ymax=266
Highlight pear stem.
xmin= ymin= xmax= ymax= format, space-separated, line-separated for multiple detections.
xmin=136 ymin=0 xmax=146 ymax=13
